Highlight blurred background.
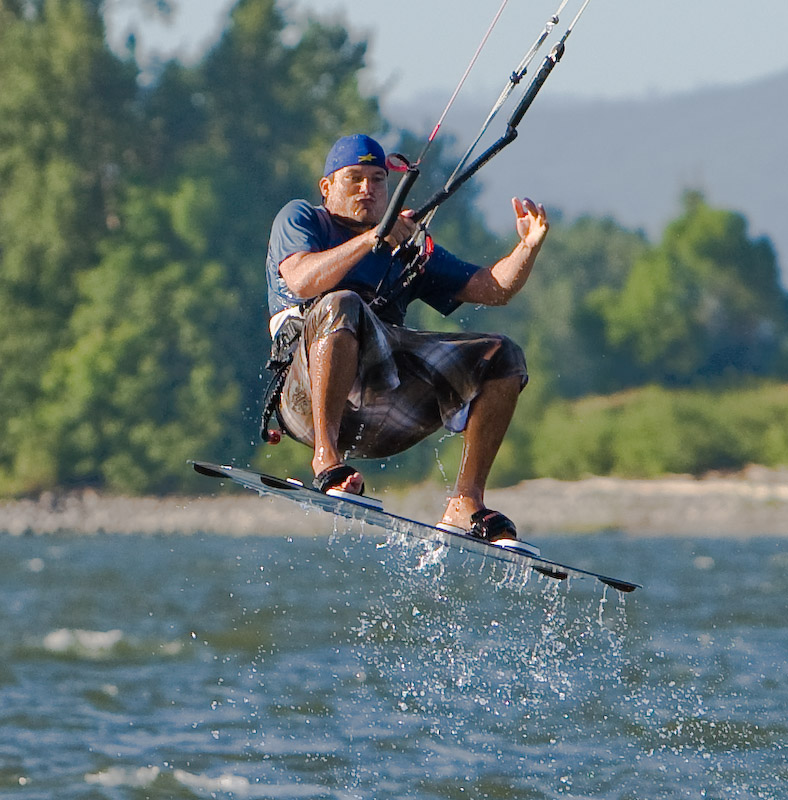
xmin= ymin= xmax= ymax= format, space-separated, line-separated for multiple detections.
xmin=2 ymin=0 xmax=787 ymax=497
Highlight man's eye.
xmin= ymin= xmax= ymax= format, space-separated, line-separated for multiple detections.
xmin=342 ymin=172 xmax=385 ymax=186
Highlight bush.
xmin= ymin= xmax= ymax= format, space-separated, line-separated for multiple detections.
xmin=528 ymin=381 xmax=788 ymax=480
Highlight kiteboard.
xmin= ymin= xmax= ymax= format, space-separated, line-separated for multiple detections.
xmin=190 ymin=460 xmax=641 ymax=593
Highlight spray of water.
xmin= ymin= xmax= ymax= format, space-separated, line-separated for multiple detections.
xmin=334 ymin=519 xmax=631 ymax=738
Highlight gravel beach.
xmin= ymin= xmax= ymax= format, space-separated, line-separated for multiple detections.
xmin=3 ymin=466 xmax=787 ymax=538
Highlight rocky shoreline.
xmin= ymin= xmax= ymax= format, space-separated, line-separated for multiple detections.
xmin=2 ymin=465 xmax=788 ymax=538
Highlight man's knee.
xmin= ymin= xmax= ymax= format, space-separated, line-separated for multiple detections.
xmin=498 ymin=334 xmax=523 ymax=359
xmin=302 ymin=289 xmax=367 ymax=349
xmin=310 ymin=289 xmax=366 ymax=324
xmin=492 ymin=334 xmax=528 ymax=385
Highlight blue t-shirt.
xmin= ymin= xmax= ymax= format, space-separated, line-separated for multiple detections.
xmin=266 ymin=200 xmax=480 ymax=325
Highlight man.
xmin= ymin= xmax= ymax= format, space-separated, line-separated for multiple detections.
xmin=264 ymin=133 xmax=548 ymax=548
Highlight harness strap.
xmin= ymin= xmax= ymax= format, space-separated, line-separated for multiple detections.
xmin=259 ymin=314 xmax=305 ymax=443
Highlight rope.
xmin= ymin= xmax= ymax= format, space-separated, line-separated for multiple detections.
xmin=564 ymin=0 xmax=593 ymax=38
xmin=420 ymin=0 xmax=573 ymax=231
xmin=374 ymin=0 xmax=597 ymax=306
xmin=416 ymin=0 xmax=511 ymax=164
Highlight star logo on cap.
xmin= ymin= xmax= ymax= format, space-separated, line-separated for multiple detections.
xmin=357 ymin=153 xmax=376 ymax=163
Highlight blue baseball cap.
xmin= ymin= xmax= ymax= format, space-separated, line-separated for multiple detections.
xmin=323 ymin=134 xmax=388 ymax=177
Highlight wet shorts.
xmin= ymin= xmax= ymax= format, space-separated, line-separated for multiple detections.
xmin=278 ymin=290 xmax=528 ymax=459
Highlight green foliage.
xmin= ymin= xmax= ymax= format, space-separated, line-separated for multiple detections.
xmin=39 ymin=183 xmax=242 ymax=493
xmin=0 ymin=0 xmax=382 ymax=495
xmin=529 ymin=381 xmax=788 ymax=480
xmin=1 ymin=0 xmax=787 ymax=497
xmin=343 ymin=212 xmax=653 ymax=490
xmin=378 ymin=198 xmax=788 ymax=489
xmin=0 ymin=0 xmax=138 ymax=494
xmin=590 ymin=191 xmax=788 ymax=384
xmin=149 ymin=0 xmax=383 ymax=481
xmin=458 ymin=214 xmax=650 ymax=398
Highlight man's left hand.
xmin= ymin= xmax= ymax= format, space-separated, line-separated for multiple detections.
xmin=512 ymin=197 xmax=549 ymax=249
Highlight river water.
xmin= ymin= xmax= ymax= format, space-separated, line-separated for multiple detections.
xmin=1 ymin=523 xmax=785 ymax=799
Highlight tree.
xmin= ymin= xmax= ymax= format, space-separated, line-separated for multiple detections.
xmin=0 ymin=0 xmax=138 ymax=493
xmin=454 ymin=213 xmax=649 ymax=400
xmin=40 ymin=182 xmax=243 ymax=492
xmin=590 ymin=191 xmax=788 ymax=385
xmin=154 ymin=0 xmax=383 ymax=460
xmin=366 ymin=208 xmax=650 ymax=487
xmin=0 ymin=0 xmax=386 ymax=495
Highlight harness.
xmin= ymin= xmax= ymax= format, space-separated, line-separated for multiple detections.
xmin=259 ymin=313 xmax=304 ymax=444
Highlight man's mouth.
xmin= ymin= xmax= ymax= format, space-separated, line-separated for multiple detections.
xmin=352 ymin=200 xmax=376 ymax=214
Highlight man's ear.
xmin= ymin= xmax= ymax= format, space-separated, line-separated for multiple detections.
xmin=318 ymin=175 xmax=331 ymax=202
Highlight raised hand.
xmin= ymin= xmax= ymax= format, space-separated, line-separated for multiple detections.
xmin=512 ymin=196 xmax=549 ymax=249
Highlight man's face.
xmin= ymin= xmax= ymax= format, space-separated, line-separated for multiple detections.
xmin=320 ymin=165 xmax=388 ymax=228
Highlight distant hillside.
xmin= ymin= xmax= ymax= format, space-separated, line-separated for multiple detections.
xmin=387 ymin=70 xmax=788 ymax=282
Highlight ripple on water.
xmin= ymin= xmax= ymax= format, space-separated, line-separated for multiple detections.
xmin=1 ymin=532 xmax=785 ymax=800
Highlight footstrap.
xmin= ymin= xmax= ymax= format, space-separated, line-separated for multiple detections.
xmin=469 ymin=509 xmax=517 ymax=542
xmin=313 ymin=465 xmax=365 ymax=496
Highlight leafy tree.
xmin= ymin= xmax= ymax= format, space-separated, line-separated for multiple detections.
xmin=516 ymin=214 xmax=649 ymax=398
xmin=590 ymin=191 xmax=788 ymax=385
xmin=528 ymin=380 xmax=788 ymax=479
xmin=73 ymin=0 xmax=383 ymax=491
xmin=0 ymin=0 xmax=385 ymax=495
xmin=366 ymin=207 xmax=650 ymax=487
xmin=0 ymin=0 xmax=138 ymax=493
xmin=39 ymin=181 xmax=243 ymax=493
xmin=153 ymin=0 xmax=384 ymax=465
xmin=3 ymin=1 xmax=786 ymax=496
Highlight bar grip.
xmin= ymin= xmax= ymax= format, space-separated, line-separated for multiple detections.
xmin=373 ymin=167 xmax=419 ymax=252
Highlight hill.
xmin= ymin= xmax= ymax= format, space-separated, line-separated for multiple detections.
xmin=387 ymin=70 xmax=788 ymax=282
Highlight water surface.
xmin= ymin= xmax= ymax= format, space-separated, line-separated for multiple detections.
xmin=1 ymin=526 xmax=785 ymax=798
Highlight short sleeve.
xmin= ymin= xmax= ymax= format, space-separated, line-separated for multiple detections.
xmin=416 ymin=245 xmax=480 ymax=316
xmin=268 ymin=200 xmax=329 ymax=265
xmin=266 ymin=200 xmax=329 ymax=315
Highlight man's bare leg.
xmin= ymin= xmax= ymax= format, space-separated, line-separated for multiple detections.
xmin=439 ymin=375 xmax=521 ymax=529
xmin=309 ymin=329 xmax=364 ymax=494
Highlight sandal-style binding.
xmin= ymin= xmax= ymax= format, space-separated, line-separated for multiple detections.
xmin=470 ymin=509 xmax=518 ymax=542
xmin=437 ymin=509 xmax=541 ymax=557
xmin=313 ymin=464 xmax=365 ymax=496
xmin=312 ymin=464 xmax=384 ymax=510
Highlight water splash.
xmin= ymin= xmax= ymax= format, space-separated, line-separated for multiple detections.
xmin=433 ymin=430 xmax=458 ymax=493
xmin=337 ymin=522 xmax=631 ymax=738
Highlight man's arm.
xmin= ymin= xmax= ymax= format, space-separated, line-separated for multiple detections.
xmin=455 ymin=197 xmax=548 ymax=307
xmin=279 ymin=213 xmax=418 ymax=299
xmin=279 ymin=229 xmax=378 ymax=299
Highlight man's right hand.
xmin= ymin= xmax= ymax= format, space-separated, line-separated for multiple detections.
xmin=281 ymin=210 xmax=419 ymax=300
xmin=379 ymin=210 xmax=418 ymax=251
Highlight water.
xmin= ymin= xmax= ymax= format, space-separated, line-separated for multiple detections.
xmin=1 ymin=525 xmax=785 ymax=799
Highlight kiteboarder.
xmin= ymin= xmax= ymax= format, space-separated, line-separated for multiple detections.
xmin=264 ymin=133 xmax=548 ymax=546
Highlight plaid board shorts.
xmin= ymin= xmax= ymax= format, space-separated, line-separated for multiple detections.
xmin=278 ymin=290 xmax=528 ymax=459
